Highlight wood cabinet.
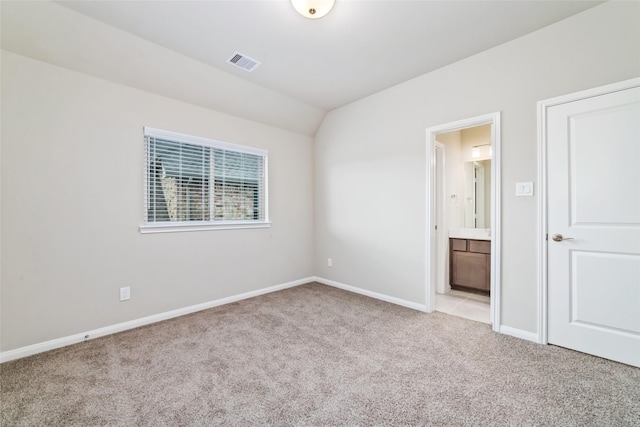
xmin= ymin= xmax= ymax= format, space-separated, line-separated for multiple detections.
xmin=450 ymin=238 xmax=490 ymax=293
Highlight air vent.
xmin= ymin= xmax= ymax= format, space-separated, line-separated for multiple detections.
xmin=227 ymin=52 xmax=261 ymax=72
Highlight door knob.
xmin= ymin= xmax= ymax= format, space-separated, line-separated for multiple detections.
xmin=552 ymin=233 xmax=574 ymax=242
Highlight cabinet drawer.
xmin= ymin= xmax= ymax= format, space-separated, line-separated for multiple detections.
xmin=451 ymin=239 xmax=467 ymax=252
xmin=469 ymin=240 xmax=491 ymax=254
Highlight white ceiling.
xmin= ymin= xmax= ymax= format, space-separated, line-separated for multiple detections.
xmin=2 ymin=0 xmax=604 ymax=135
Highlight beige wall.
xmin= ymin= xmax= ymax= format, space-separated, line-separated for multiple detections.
xmin=460 ymin=125 xmax=491 ymax=163
xmin=1 ymin=52 xmax=314 ymax=351
xmin=314 ymin=1 xmax=640 ymax=333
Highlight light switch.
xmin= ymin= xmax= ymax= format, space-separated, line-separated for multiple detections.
xmin=516 ymin=182 xmax=534 ymax=197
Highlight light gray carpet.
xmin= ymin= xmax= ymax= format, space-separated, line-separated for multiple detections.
xmin=1 ymin=282 xmax=639 ymax=426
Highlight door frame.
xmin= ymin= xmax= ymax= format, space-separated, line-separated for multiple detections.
xmin=537 ymin=77 xmax=640 ymax=345
xmin=425 ymin=112 xmax=502 ymax=332
xmin=434 ymin=141 xmax=447 ymax=294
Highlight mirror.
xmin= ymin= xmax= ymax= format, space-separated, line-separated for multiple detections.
xmin=464 ymin=160 xmax=491 ymax=228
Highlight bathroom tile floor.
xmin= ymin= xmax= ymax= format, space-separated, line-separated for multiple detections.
xmin=435 ymin=289 xmax=491 ymax=324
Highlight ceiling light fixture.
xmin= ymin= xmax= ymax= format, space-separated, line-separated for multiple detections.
xmin=291 ymin=0 xmax=335 ymax=19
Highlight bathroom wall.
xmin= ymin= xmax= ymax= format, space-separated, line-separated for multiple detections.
xmin=436 ymin=131 xmax=463 ymax=232
xmin=461 ymin=125 xmax=492 ymax=228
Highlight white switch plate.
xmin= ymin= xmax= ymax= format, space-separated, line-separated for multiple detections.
xmin=327 ymin=258 xmax=333 ymax=268
xmin=120 ymin=286 xmax=131 ymax=301
xmin=516 ymin=182 xmax=534 ymax=197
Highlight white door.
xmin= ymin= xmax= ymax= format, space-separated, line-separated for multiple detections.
xmin=545 ymin=79 xmax=640 ymax=367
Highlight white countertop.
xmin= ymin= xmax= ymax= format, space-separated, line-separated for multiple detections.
xmin=449 ymin=228 xmax=491 ymax=240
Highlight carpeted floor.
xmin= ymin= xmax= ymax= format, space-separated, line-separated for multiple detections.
xmin=1 ymin=282 xmax=639 ymax=426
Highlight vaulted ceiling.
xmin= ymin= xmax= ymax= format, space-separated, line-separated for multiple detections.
xmin=1 ymin=1 xmax=603 ymax=135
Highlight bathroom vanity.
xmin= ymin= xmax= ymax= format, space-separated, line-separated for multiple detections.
xmin=449 ymin=231 xmax=491 ymax=293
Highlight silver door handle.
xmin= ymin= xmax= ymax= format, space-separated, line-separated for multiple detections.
xmin=552 ymin=233 xmax=574 ymax=242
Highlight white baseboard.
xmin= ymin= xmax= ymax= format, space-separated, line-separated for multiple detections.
xmin=1 ymin=276 xmax=539 ymax=363
xmin=313 ymin=276 xmax=428 ymax=312
xmin=0 ymin=277 xmax=314 ymax=363
xmin=498 ymin=324 xmax=540 ymax=343
xmin=320 ymin=277 xmax=542 ymax=345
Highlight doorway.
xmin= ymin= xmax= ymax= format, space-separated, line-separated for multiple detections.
xmin=426 ymin=112 xmax=501 ymax=332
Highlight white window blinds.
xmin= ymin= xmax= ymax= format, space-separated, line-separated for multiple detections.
xmin=213 ymin=148 xmax=265 ymax=221
xmin=143 ymin=127 xmax=268 ymax=232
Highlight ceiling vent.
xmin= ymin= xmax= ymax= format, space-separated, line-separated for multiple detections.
xmin=227 ymin=52 xmax=261 ymax=72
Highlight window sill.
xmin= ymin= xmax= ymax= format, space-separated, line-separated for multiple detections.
xmin=139 ymin=221 xmax=271 ymax=234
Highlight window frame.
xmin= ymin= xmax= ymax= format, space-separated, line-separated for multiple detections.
xmin=140 ymin=127 xmax=270 ymax=234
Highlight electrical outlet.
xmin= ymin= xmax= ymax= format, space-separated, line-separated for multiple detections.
xmin=327 ymin=258 xmax=333 ymax=268
xmin=119 ymin=286 xmax=131 ymax=301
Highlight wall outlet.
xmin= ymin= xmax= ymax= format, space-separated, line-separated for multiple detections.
xmin=119 ymin=286 xmax=131 ymax=301
xmin=327 ymin=258 xmax=333 ymax=268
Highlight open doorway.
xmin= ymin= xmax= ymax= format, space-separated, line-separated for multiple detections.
xmin=426 ymin=113 xmax=501 ymax=331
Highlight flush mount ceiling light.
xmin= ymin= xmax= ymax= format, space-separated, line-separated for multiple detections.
xmin=291 ymin=0 xmax=335 ymax=19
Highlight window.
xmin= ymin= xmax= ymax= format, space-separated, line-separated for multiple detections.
xmin=141 ymin=127 xmax=269 ymax=233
